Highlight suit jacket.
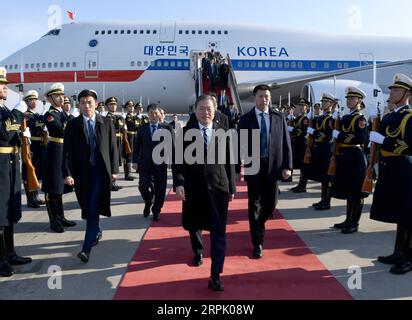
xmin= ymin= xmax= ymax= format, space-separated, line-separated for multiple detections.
xmin=133 ymin=123 xmax=173 ymax=171
xmin=63 ymin=114 xmax=119 ymax=219
xmin=173 ymin=120 xmax=236 ymax=233
xmin=187 ymin=111 xmax=229 ymax=131
xmin=238 ymin=107 xmax=293 ymax=182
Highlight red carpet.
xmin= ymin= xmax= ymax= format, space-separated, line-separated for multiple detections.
xmin=115 ymin=182 xmax=352 ymax=300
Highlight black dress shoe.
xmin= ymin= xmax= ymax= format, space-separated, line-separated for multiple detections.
xmin=293 ymin=187 xmax=307 ymax=193
xmin=378 ymin=253 xmax=403 ymax=265
xmin=0 ymin=261 xmax=15 ymax=277
xmin=51 ymin=221 xmax=65 ymax=233
xmin=192 ymin=253 xmax=203 ymax=267
xmin=208 ymin=277 xmax=224 ymax=292
xmin=143 ymin=202 xmax=152 ymax=218
xmin=59 ymin=218 xmax=77 ymax=228
xmin=253 ymin=245 xmax=263 ymax=259
xmin=111 ymin=184 xmax=119 ymax=192
xmin=93 ymin=231 xmax=103 ymax=247
xmin=341 ymin=224 xmax=359 ymax=234
xmin=125 ymin=176 xmax=135 ymax=181
xmin=77 ymin=252 xmax=90 ymax=263
xmin=315 ymin=203 xmax=331 ymax=211
xmin=390 ymin=259 xmax=412 ymax=275
xmin=7 ymin=253 xmax=32 ymax=266
xmin=312 ymin=201 xmax=323 ymax=208
xmin=28 ymin=200 xmax=40 ymax=209
xmin=35 ymin=198 xmax=46 ymax=206
xmin=153 ymin=214 xmax=161 ymax=222
xmin=333 ymin=221 xmax=349 ymax=230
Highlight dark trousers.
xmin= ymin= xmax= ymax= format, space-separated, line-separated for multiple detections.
xmin=189 ymin=212 xmax=226 ymax=278
xmin=394 ymin=224 xmax=412 ymax=259
xmin=139 ymin=165 xmax=167 ymax=215
xmin=247 ymin=160 xmax=278 ymax=247
xmin=82 ymin=165 xmax=102 ymax=253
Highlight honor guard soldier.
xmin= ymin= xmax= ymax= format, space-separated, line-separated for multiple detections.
xmin=370 ymin=74 xmax=412 ymax=275
xmin=124 ymin=100 xmax=137 ymax=181
xmin=42 ymin=83 xmax=77 ymax=233
xmin=105 ymin=97 xmax=123 ymax=191
xmin=0 ymin=67 xmax=32 ymax=277
xmin=313 ymin=103 xmax=322 ymax=118
xmin=289 ymin=98 xmax=310 ymax=193
xmin=97 ymin=102 xmax=105 ymax=115
xmin=135 ymin=103 xmax=150 ymax=124
xmin=331 ymin=87 xmax=369 ymax=234
xmin=23 ymin=90 xmax=46 ymax=208
xmin=306 ymin=93 xmax=336 ymax=211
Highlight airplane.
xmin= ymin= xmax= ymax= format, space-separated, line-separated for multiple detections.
xmin=2 ymin=21 xmax=412 ymax=117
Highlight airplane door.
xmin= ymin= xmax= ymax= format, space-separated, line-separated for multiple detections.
xmin=160 ymin=22 xmax=176 ymax=43
xmin=84 ymin=52 xmax=99 ymax=78
xmin=359 ymin=53 xmax=374 ymax=66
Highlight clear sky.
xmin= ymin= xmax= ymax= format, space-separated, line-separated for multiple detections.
xmin=1 ymin=0 xmax=411 ymax=61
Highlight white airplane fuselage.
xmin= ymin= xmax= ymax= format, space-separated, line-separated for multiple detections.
xmin=2 ymin=22 xmax=412 ymax=113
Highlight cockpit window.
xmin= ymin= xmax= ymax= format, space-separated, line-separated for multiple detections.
xmin=42 ymin=29 xmax=61 ymax=37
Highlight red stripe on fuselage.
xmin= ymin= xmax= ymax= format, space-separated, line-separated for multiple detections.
xmin=7 ymin=70 xmax=145 ymax=83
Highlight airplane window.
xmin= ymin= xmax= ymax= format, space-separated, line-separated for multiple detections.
xmin=108 ymin=30 xmax=112 ymax=35
xmin=9 ymin=65 xmax=12 ymax=70
xmin=66 ymin=62 xmax=71 ymax=68
xmin=156 ymin=61 xmax=162 ymax=67
xmin=324 ymin=62 xmax=330 ymax=69
xmin=344 ymin=63 xmax=349 ymax=68
xmin=48 ymin=63 xmax=52 ymax=68
xmin=37 ymin=63 xmax=40 ymax=69
xmin=184 ymin=61 xmax=189 ymax=68
xmin=137 ymin=61 xmax=142 ymax=67
xmin=179 ymin=30 xmax=183 ymax=34
xmin=73 ymin=62 xmax=77 ymax=68
xmin=170 ymin=61 xmax=176 ymax=67
xmin=101 ymin=31 xmax=106 ymax=35
xmin=131 ymin=61 xmax=135 ymax=67
xmin=42 ymin=63 xmax=46 ymax=68
xmin=284 ymin=62 xmax=290 ymax=69
xmin=192 ymin=30 xmax=196 ymax=34
xmin=205 ymin=31 xmax=209 ymax=35
xmin=31 ymin=64 xmax=35 ymax=69
xmin=153 ymin=30 xmax=157 ymax=34
xmin=146 ymin=30 xmax=150 ymax=34
xmin=15 ymin=64 xmax=18 ymax=69
xmin=25 ymin=64 xmax=29 ymax=69
xmin=337 ymin=63 xmax=343 ymax=69
xmin=144 ymin=61 xmax=149 ymax=66
xmin=278 ymin=62 xmax=283 ymax=68
xmin=244 ymin=61 xmax=250 ymax=68
xmin=140 ymin=30 xmax=144 ymax=34
xmin=311 ymin=62 xmax=317 ymax=69
xmin=54 ymin=63 xmax=58 ymax=68
xmin=127 ymin=30 xmax=131 ymax=34
xmin=237 ymin=61 xmax=243 ymax=68
xmin=134 ymin=30 xmax=138 ymax=34
xmin=151 ymin=61 xmax=156 ymax=67
xmin=224 ymin=31 xmax=228 ymax=35
xmin=251 ymin=61 xmax=257 ymax=68
xmin=218 ymin=31 xmax=222 ymax=35
xmin=121 ymin=30 xmax=125 ymax=34
xmin=264 ymin=62 xmax=270 ymax=68
xmin=185 ymin=30 xmax=189 ymax=35
xmin=177 ymin=61 xmax=183 ymax=67
xmin=92 ymin=62 xmax=97 ymax=68
xmin=198 ymin=31 xmax=202 ymax=34
xmin=257 ymin=62 xmax=263 ymax=68
xmin=114 ymin=30 xmax=118 ymax=34
xmin=164 ymin=61 xmax=169 ymax=67
xmin=60 ymin=62 xmax=64 ymax=68
xmin=211 ymin=31 xmax=215 ymax=35
xmin=298 ymin=62 xmax=303 ymax=69
xmin=271 ymin=61 xmax=276 ymax=68
xmin=291 ymin=62 xmax=296 ymax=69
xmin=95 ymin=31 xmax=99 ymax=35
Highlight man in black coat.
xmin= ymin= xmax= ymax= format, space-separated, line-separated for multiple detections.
xmin=238 ymin=85 xmax=293 ymax=259
xmin=63 ymin=90 xmax=119 ymax=263
xmin=132 ymin=104 xmax=173 ymax=222
xmin=0 ymin=67 xmax=32 ymax=277
xmin=174 ymin=94 xmax=236 ymax=292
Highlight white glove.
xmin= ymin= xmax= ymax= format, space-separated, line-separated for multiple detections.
xmin=288 ymin=126 xmax=294 ymax=133
xmin=124 ymin=124 xmax=128 ymax=131
xmin=23 ymin=127 xmax=31 ymax=138
xmin=332 ymin=111 xmax=339 ymax=120
xmin=370 ymin=131 xmax=385 ymax=145
xmin=287 ymin=115 xmax=294 ymax=121
xmin=333 ymin=130 xmax=341 ymax=139
xmin=307 ymin=111 xmax=312 ymax=119
xmin=307 ymin=128 xmax=315 ymax=135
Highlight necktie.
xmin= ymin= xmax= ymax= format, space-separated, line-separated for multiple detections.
xmin=260 ymin=113 xmax=269 ymax=158
xmin=151 ymin=124 xmax=157 ymax=138
xmin=202 ymin=127 xmax=208 ymax=155
xmin=88 ymin=120 xmax=96 ymax=166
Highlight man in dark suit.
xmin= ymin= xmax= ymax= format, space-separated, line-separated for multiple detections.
xmin=238 ymin=85 xmax=293 ymax=259
xmin=63 ymin=90 xmax=119 ymax=263
xmin=174 ymin=94 xmax=236 ymax=292
xmin=132 ymin=104 xmax=173 ymax=222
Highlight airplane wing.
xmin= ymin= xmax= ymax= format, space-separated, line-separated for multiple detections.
xmin=237 ymin=59 xmax=412 ymax=98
